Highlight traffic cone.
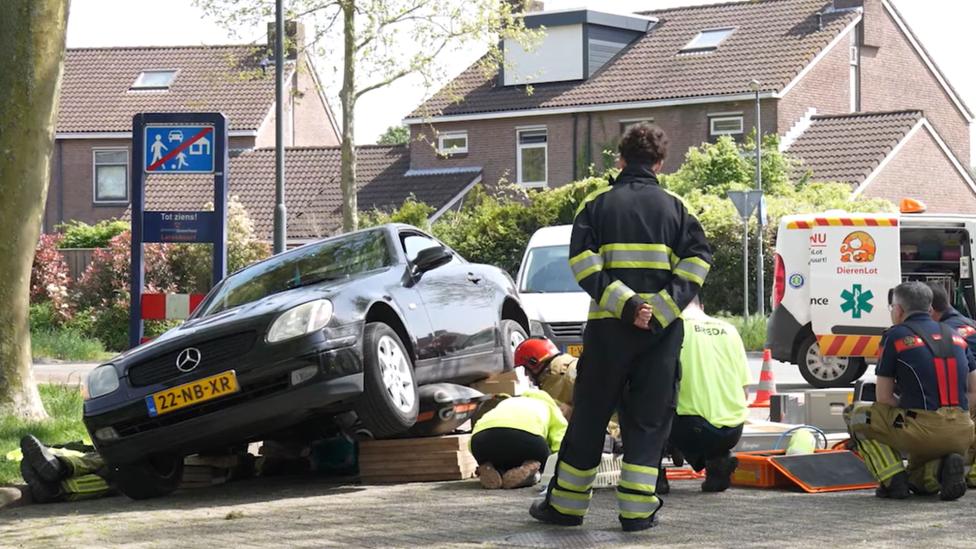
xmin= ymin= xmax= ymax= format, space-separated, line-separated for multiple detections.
xmin=749 ymin=349 xmax=777 ymax=408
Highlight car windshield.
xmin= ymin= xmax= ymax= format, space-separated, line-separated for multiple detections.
xmin=199 ymin=229 xmax=392 ymax=316
xmin=521 ymin=245 xmax=580 ymax=293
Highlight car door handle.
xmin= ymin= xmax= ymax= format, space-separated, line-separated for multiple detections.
xmin=467 ymin=273 xmax=481 ymax=284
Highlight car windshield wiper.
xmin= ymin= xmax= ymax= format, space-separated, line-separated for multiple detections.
xmin=286 ymin=273 xmax=348 ymax=290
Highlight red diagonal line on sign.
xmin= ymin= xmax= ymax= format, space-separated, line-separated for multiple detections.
xmin=147 ymin=127 xmax=213 ymax=171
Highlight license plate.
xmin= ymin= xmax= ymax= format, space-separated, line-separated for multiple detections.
xmin=567 ymin=345 xmax=583 ymax=357
xmin=146 ymin=371 xmax=239 ymax=417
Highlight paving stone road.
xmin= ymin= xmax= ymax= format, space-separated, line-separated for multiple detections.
xmin=2 ymin=475 xmax=975 ymax=548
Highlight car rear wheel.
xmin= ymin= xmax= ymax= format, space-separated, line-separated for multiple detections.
xmin=355 ymin=322 xmax=418 ymax=438
xmin=113 ymin=454 xmax=184 ymax=500
xmin=501 ymin=320 xmax=528 ymax=371
xmin=797 ymin=336 xmax=867 ymax=388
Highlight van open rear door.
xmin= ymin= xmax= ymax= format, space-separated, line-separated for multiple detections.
xmin=808 ymin=214 xmax=901 ymax=358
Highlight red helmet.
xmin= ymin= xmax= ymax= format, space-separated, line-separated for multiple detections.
xmin=515 ymin=337 xmax=560 ymax=374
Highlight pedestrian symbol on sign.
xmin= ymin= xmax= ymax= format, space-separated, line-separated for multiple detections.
xmin=841 ymin=284 xmax=874 ymax=319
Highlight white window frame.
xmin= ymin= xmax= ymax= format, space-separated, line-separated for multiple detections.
xmin=708 ymin=114 xmax=744 ymax=137
xmin=681 ymin=27 xmax=735 ymax=53
xmin=516 ymin=126 xmax=548 ymax=188
xmin=92 ymin=147 xmax=130 ymax=204
xmin=437 ymin=131 xmax=468 ymax=155
xmin=130 ymin=69 xmax=178 ymax=90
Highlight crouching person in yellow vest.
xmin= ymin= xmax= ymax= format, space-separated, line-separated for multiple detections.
xmin=471 ymin=389 xmax=567 ymax=490
xmin=514 ymin=337 xmax=621 ymax=448
xmin=658 ymin=295 xmax=750 ymax=494
xmin=846 ymin=282 xmax=976 ymax=500
xmin=18 ymin=435 xmax=114 ymax=503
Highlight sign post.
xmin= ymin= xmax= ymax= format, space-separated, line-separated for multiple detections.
xmin=130 ymin=113 xmax=229 ymax=348
xmin=729 ymin=190 xmax=764 ymax=318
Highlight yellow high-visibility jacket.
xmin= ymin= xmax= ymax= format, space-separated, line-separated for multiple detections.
xmin=472 ymin=389 xmax=568 ymax=452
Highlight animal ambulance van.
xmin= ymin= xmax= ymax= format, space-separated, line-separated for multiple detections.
xmin=767 ymin=206 xmax=976 ymax=387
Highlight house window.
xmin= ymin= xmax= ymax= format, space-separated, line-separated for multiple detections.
xmin=437 ymin=131 xmax=468 ymax=155
xmin=130 ymin=70 xmax=177 ymax=90
xmin=93 ymin=149 xmax=128 ymax=203
xmin=517 ymin=128 xmax=548 ymax=187
xmin=619 ymin=119 xmax=655 ymax=135
xmin=681 ymin=28 xmax=735 ymax=53
xmin=709 ymin=115 xmax=744 ymax=140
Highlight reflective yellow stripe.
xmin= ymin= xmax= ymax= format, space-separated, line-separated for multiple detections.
xmin=575 ymin=186 xmax=612 ymax=217
xmin=617 ymin=492 xmax=660 ymax=519
xmin=550 ymin=487 xmax=592 ymax=516
xmin=619 ymin=462 xmax=658 ymax=493
xmin=570 ymin=250 xmax=604 ymax=282
xmin=598 ymin=280 xmax=636 ymax=319
xmin=557 ymin=461 xmax=598 ymax=491
xmin=600 ymin=244 xmax=673 ymax=271
xmin=673 ymin=257 xmax=710 ymax=286
xmin=649 ymin=290 xmax=681 ymax=328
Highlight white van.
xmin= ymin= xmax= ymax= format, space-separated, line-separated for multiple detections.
xmin=767 ymin=208 xmax=976 ymax=388
xmin=517 ymin=225 xmax=591 ymax=357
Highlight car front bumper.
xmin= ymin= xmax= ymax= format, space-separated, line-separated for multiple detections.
xmin=84 ymin=344 xmax=364 ymax=465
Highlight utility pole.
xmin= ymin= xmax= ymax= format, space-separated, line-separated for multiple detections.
xmin=273 ymin=0 xmax=287 ymax=254
xmin=751 ymin=79 xmax=765 ymax=317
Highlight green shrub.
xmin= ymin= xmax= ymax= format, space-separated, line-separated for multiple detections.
xmin=716 ymin=314 xmax=768 ymax=352
xmin=58 ymin=219 xmax=128 ymax=249
xmin=361 ymin=197 xmax=436 ymax=231
xmin=31 ymin=329 xmax=108 ymax=362
xmin=30 ymin=303 xmax=58 ymax=332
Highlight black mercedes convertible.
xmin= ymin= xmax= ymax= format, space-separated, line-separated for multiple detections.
xmin=82 ymin=224 xmax=529 ymax=498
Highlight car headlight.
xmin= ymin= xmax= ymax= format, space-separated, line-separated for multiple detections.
xmin=85 ymin=364 xmax=120 ymax=400
xmin=529 ymin=320 xmax=546 ymax=337
xmin=267 ymin=299 xmax=334 ymax=343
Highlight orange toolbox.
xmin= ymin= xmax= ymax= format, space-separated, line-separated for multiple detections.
xmin=732 ymin=449 xmax=877 ymax=493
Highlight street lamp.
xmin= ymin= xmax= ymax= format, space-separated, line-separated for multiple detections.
xmin=749 ymin=78 xmax=765 ymax=317
xmin=273 ymin=0 xmax=287 ymax=254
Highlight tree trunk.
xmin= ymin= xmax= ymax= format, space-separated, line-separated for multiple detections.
xmin=339 ymin=0 xmax=358 ymax=233
xmin=0 ymin=0 xmax=70 ymax=420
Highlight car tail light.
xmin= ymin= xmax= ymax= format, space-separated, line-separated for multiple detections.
xmin=772 ymin=253 xmax=786 ymax=309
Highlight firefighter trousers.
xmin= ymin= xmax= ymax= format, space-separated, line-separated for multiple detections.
xmin=847 ymin=402 xmax=974 ymax=493
xmin=545 ymin=320 xmax=681 ymax=522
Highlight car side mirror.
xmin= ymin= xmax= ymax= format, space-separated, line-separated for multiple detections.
xmin=413 ymin=246 xmax=453 ymax=273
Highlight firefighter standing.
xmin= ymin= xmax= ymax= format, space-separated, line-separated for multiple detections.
xmin=846 ymin=282 xmax=976 ymax=500
xmin=529 ymin=124 xmax=712 ymax=532
xmin=928 ymin=282 xmax=976 ymax=488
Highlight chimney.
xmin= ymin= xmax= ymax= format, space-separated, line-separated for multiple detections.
xmin=267 ymin=20 xmax=305 ymax=60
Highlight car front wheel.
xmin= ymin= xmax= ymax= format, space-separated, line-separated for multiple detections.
xmin=501 ymin=320 xmax=528 ymax=371
xmin=355 ymin=322 xmax=418 ymax=438
xmin=797 ymin=336 xmax=866 ymax=388
xmin=113 ymin=454 xmax=184 ymax=500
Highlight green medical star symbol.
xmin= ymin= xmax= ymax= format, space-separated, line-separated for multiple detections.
xmin=841 ymin=284 xmax=874 ymax=319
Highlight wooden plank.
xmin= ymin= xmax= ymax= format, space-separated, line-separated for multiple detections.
xmin=358 ymin=451 xmax=474 ymax=466
xmin=361 ymin=470 xmax=476 ymax=483
xmin=360 ymin=435 xmax=470 ymax=452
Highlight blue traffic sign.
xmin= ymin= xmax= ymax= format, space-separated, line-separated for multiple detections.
xmin=143 ymin=124 xmax=215 ymax=173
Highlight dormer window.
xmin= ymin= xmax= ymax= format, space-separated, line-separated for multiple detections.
xmin=130 ymin=70 xmax=177 ymax=90
xmin=681 ymin=28 xmax=735 ymax=53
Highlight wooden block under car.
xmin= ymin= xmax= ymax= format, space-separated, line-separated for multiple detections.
xmin=469 ymin=370 xmax=521 ymax=396
xmin=358 ymin=434 xmax=477 ymax=483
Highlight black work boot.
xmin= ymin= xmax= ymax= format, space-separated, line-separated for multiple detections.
xmin=939 ymin=453 xmax=967 ymax=501
xmin=656 ymin=467 xmax=670 ymax=495
xmin=20 ymin=460 xmax=63 ymax=504
xmin=876 ymin=471 xmax=910 ymax=499
xmin=702 ymin=456 xmax=738 ymax=493
xmin=21 ymin=435 xmax=67 ymax=483
xmin=529 ymin=498 xmax=583 ymax=526
xmin=620 ymin=514 xmax=658 ymax=533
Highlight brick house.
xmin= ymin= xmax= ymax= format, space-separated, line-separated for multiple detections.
xmin=46 ymin=27 xmax=341 ymax=232
xmin=404 ymin=0 xmax=976 ymax=212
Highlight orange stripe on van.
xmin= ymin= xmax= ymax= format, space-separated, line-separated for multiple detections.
xmin=817 ymin=335 xmax=882 ymax=358
xmin=786 ymin=217 xmax=898 ymax=229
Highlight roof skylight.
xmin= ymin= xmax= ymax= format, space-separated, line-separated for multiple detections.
xmin=130 ymin=70 xmax=178 ymax=90
xmin=681 ymin=28 xmax=735 ymax=53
